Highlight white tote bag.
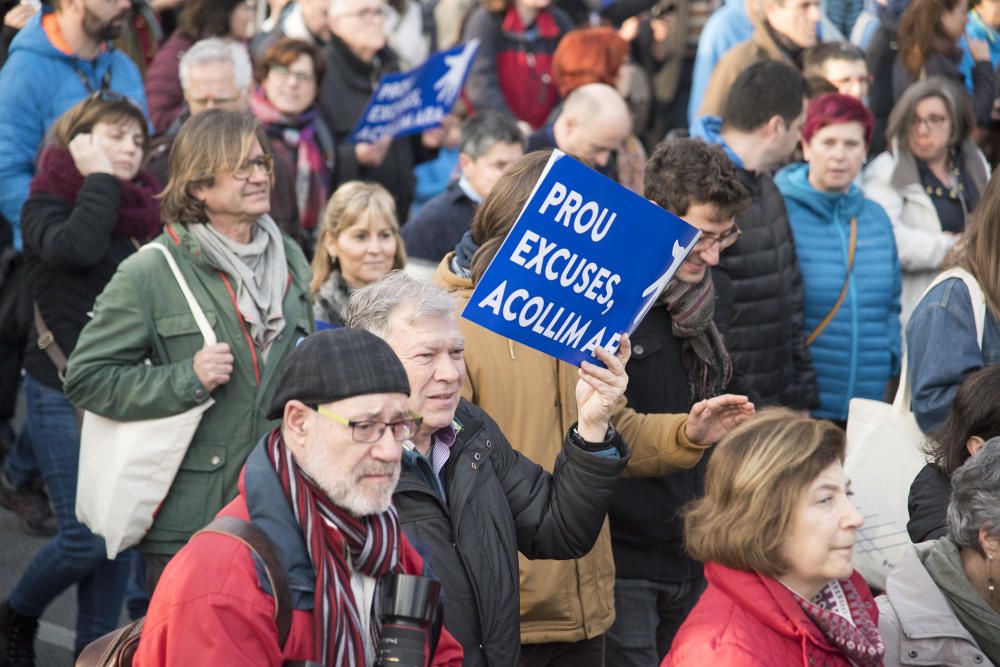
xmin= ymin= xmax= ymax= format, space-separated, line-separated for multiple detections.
xmin=845 ymin=267 xmax=986 ymax=589
xmin=76 ymin=242 xmax=217 ymax=559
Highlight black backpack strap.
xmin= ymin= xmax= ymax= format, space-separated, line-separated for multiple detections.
xmin=195 ymin=516 xmax=294 ymax=649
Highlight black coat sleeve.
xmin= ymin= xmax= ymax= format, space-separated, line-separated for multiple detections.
xmin=21 ymin=174 xmax=121 ymax=270
xmin=489 ymin=415 xmax=629 ymax=560
xmin=461 ymin=8 xmax=514 ymax=116
xmin=906 ymin=463 xmax=951 ymax=543
xmin=784 ymin=240 xmax=821 ymax=411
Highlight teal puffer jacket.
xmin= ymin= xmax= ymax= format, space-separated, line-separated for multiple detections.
xmin=776 ymin=163 xmax=902 ymax=420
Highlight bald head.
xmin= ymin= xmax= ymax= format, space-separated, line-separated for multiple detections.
xmin=554 ymin=83 xmax=631 ymax=169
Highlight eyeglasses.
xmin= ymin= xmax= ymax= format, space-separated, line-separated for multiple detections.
xmin=333 ymin=5 xmax=388 ymax=21
xmin=693 ymin=224 xmax=741 ymax=251
xmin=316 ymin=406 xmax=422 ymax=444
xmin=910 ymin=113 xmax=949 ymax=132
xmin=231 ymin=155 xmax=274 ymax=180
xmin=269 ymin=66 xmax=316 ymax=84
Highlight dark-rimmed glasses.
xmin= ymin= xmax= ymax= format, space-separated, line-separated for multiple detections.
xmin=693 ymin=224 xmax=741 ymax=251
xmin=232 ymin=155 xmax=274 ymax=181
xmin=316 ymin=406 xmax=422 ymax=443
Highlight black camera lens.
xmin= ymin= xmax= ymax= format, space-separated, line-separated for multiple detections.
xmin=375 ymin=574 xmax=442 ymax=667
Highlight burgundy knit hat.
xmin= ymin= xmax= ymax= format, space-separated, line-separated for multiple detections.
xmin=801 ymin=93 xmax=875 ymax=148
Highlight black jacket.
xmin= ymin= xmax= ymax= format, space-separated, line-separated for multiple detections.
xmin=608 ymin=304 xmax=706 ymax=583
xmin=394 ymin=399 xmax=628 ymax=667
xmin=907 ymin=463 xmax=950 ymax=543
xmin=712 ymin=168 xmax=819 ymax=411
xmin=317 ymin=35 xmax=436 ymax=219
xmin=22 ymin=174 xmax=144 ymax=390
xmin=401 ymin=181 xmax=477 ymax=263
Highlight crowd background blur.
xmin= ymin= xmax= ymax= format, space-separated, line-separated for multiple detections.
xmin=1 ymin=0 xmax=999 ymax=664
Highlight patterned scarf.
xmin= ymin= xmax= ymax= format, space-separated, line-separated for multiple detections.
xmin=658 ymin=271 xmax=732 ymax=401
xmin=250 ymin=86 xmax=329 ymax=232
xmin=30 ymin=145 xmax=162 ymax=242
xmin=265 ymin=430 xmax=402 ymax=666
xmin=792 ymin=578 xmax=885 ymax=666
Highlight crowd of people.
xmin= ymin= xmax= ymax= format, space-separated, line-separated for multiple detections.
xmin=0 ymin=0 xmax=999 ymax=664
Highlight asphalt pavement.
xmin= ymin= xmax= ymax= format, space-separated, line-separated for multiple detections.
xmin=0 ymin=507 xmax=77 ymax=666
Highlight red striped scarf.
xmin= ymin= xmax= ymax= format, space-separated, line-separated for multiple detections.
xmin=265 ymin=430 xmax=402 ymax=666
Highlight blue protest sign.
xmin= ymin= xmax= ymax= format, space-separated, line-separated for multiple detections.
xmin=462 ymin=151 xmax=701 ymax=367
xmin=348 ymin=40 xmax=480 ymax=144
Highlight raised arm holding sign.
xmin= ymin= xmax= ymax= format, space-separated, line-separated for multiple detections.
xmin=463 ymin=149 xmax=702 ymax=367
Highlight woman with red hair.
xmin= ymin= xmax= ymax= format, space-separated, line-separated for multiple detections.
xmin=461 ymin=0 xmax=573 ymax=131
xmin=775 ymin=93 xmax=902 ymax=424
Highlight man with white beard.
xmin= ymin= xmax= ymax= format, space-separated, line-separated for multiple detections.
xmin=133 ymin=329 xmax=464 ymax=666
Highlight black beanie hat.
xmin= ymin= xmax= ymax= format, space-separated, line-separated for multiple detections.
xmin=266 ymin=328 xmax=410 ymax=420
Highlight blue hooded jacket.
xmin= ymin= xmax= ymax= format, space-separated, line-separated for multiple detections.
xmin=0 ymin=10 xmax=147 ymax=248
xmin=775 ymin=163 xmax=902 ymax=420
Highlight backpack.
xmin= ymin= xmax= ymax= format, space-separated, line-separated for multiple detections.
xmin=75 ymin=515 xmax=318 ymax=667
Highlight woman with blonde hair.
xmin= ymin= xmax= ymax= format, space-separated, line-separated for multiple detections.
xmin=311 ymin=181 xmax=406 ymax=327
xmin=664 ymin=409 xmax=882 ymax=667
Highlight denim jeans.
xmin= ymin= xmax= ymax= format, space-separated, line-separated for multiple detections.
xmin=604 ymin=577 xmax=706 ymax=667
xmin=8 ymin=374 xmax=129 ymax=651
xmin=3 ymin=425 xmax=38 ymax=489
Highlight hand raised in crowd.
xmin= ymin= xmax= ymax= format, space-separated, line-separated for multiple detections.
xmin=192 ymin=343 xmax=234 ymax=393
xmin=968 ymin=34 xmax=991 ymax=63
xmin=68 ymin=133 xmax=115 ymax=177
xmin=684 ymin=394 xmax=755 ymax=445
xmin=575 ymin=334 xmax=631 ymax=442
xmin=421 ymin=125 xmax=446 ymax=150
xmin=3 ymin=2 xmax=37 ymax=29
xmin=355 ymin=136 xmax=392 ymax=168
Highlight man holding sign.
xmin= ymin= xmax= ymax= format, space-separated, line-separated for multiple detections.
xmin=317 ymin=0 xmax=445 ymax=217
xmin=436 ymin=149 xmax=754 ymax=666
xmin=345 ymin=271 xmax=632 ymax=667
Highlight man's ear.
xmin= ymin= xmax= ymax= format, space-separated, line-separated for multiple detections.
xmin=764 ymin=114 xmax=785 ymax=140
xmin=458 ymin=152 xmax=473 ymax=174
xmin=282 ymin=400 xmax=313 ymax=456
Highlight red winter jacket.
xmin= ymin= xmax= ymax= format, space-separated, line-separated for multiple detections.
xmin=134 ymin=445 xmax=464 ymax=667
xmin=663 ymin=563 xmax=879 ymax=667
xmin=461 ymin=5 xmax=572 ymax=130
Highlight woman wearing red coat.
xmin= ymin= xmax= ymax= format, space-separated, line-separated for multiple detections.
xmin=663 ymin=410 xmax=885 ymax=667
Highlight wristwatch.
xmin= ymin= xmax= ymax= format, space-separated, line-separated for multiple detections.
xmin=570 ymin=423 xmax=617 ymax=452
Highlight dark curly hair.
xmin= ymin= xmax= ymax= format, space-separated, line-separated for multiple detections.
xmin=643 ymin=138 xmax=750 ymax=220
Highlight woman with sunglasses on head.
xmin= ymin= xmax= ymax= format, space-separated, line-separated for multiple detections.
xmin=775 ymin=93 xmax=901 ymax=425
xmin=863 ymin=77 xmax=989 ymax=327
xmin=0 ymin=93 xmax=161 ymax=663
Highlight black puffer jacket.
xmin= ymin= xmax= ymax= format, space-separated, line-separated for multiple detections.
xmin=317 ymin=35 xmax=436 ymax=219
xmin=394 ymin=399 xmax=628 ymax=667
xmin=712 ymin=168 xmax=819 ymax=411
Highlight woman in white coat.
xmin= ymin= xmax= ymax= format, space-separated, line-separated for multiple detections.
xmin=863 ymin=77 xmax=989 ymax=326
